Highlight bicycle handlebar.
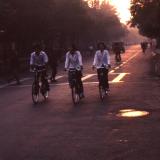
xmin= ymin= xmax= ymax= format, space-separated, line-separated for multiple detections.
xmin=30 ymin=69 xmax=46 ymax=73
xmin=30 ymin=65 xmax=46 ymax=73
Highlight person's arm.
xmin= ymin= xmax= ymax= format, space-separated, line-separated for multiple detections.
xmin=93 ymin=52 xmax=97 ymax=66
xmin=92 ymin=52 xmax=97 ymax=70
xmin=44 ymin=52 xmax=49 ymax=65
xmin=78 ymin=51 xmax=83 ymax=66
xmin=106 ymin=51 xmax=111 ymax=67
xmin=30 ymin=53 xmax=34 ymax=70
xmin=65 ymin=52 xmax=69 ymax=70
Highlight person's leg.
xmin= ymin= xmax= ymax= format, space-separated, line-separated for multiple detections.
xmin=7 ymin=68 xmax=12 ymax=83
xmin=76 ymin=70 xmax=84 ymax=95
xmin=14 ymin=69 xmax=20 ymax=85
xmin=115 ymin=53 xmax=119 ymax=62
xmin=68 ymin=71 xmax=72 ymax=88
xmin=106 ymin=69 xmax=109 ymax=90
xmin=42 ymin=71 xmax=49 ymax=91
xmin=103 ymin=68 xmax=109 ymax=90
xmin=118 ymin=53 xmax=121 ymax=62
xmin=51 ymin=66 xmax=57 ymax=82
xmin=97 ymin=69 xmax=101 ymax=87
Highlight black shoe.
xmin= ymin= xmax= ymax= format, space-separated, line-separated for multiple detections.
xmin=106 ymin=88 xmax=110 ymax=92
xmin=80 ymin=93 xmax=85 ymax=99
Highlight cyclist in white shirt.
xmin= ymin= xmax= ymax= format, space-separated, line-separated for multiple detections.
xmin=65 ymin=44 xmax=84 ymax=98
xmin=30 ymin=44 xmax=49 ymax=91
xmin=92 ymin=42 xmax=111 ymax=92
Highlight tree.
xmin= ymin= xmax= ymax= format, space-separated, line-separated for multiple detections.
xmin=0 ymin=0 xmax=127 ymax=52
xmin=130 ymin=0 xmax=160 ymax=39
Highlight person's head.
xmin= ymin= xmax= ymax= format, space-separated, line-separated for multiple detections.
xmin=97 ymin=42 xmax=106 ymax=51
xmin=70 ymin=44 xmax=77 ymax=54
xmin=34 ymin=44 xmax=42 ymax=55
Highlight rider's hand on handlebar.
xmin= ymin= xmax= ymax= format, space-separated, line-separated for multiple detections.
xmin=30 ymin=65 xmax=34 ymax=72
xmin=108 ymin=64 xmax=111 ymax=68
xmin=64 ymin=68 xmax=67 ymax=72
xmin=92 ymin=65 xmax=95 ymax=70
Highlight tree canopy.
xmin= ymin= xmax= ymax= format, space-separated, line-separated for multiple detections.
xmin=0 ymin=0 xmax=126 ymax=49
xmin=130 ymin=0 xmax=160 ymax=39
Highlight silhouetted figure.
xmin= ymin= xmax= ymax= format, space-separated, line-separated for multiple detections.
xmin=49 ymin=50 xmax=58 ymax=83
xmin=141 ymin=42 xmax=148 ymax=54
xmin=65 ymin=44 xmax=84 ymax=98
xmin=92 ymin=42 xmax=111 ymax=92
xmin=7 ymin=45 xmax=21 ymax=85
xmin=113 ymin=43 xmax=122 ymax=63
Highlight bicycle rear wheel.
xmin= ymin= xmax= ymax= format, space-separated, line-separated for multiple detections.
xmin=71 ymin=87 xmax=80 ymax=104
xmin=99 ymin=85 xmax=105 ymax=101
xmin=32 ymin=83 xmax=39 ymax=104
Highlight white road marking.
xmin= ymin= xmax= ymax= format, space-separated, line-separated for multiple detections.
xmin=112 ymin=52 xmax=139 ymax=73
xmin=109 ymin=70 xmax=115 ymax=73
xmin=111 ymin=73 xmax=130 ymax=75
xmin=82 ymin=74 xmax=95 ymax=81
xmin=8 ymin=80 xmax=124 ymax=88
xmin=0 ymin=77 xmax=32 ymax=89
xmin=0 ymin=84 xmax=9 ymax=89
xmin=115 ymin=67 xmax=120 ymax=70
xmin=55 ymin=76 xmax=63 ymax=80
xmin=112 ymin=73 xmax=128 ymax=83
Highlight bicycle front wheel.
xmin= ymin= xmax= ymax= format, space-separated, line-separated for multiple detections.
xmin=41 ymin=84 xmax=49 ymax=101
xmin=99 ymin=85 xmax=105 ymax=101
xmin=42 ymin=90 xmax=49 ymax=100
xmin=71 ymin=87 xmax=80 ymax=104
xmin=32 ymin=83 xmax=39 ymax=104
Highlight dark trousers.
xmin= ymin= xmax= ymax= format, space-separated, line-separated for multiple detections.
xmin=37 ymin=71 xmax=49 ymax=91
xmin=97 ymin=68 xmax=109 ymax=89
xmin=50 ymin=66 xmax=57 ymax=80
xmin=68 ymin=70 xmax=84 ymax=94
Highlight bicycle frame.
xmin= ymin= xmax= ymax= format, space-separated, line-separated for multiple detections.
xmin=98 ymin=67 xmax=109 ymax=101
xmin=68 ymin=69 xmax=79 ymax=93
xmin=98 ymin=67 xmax=108 ymax=89
xmin=31 ymin=66 xmax=48 ymax=104
xmin=68 ymin=69 xmax=81 ymax=104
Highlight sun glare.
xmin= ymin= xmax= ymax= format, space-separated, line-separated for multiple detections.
xmin=107 ymin=0 xmax=131 ymax=24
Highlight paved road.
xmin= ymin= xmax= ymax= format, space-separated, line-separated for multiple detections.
xmin=0 ymin=45 xmax=160 ymax=160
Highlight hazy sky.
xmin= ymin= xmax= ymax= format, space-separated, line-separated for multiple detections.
xmin=107 ymin=0 xmax=131 ymax=24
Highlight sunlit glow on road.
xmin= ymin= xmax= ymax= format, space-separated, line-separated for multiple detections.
xmin=117 ymin=109 xmax=149 ymax=118
xmin=107 ymin=0 xmax=131 ymax=24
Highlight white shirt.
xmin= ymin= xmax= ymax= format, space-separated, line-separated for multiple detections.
xmin=30 ymin=51 xmax=48 ymax=66
xmin=65 ymin=51 xmax=83 ymax=70
xmin=93 ymin=50 xmax=110 ymax=68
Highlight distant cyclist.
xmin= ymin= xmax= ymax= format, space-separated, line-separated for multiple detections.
xmin=92 ymin=42 xmax=111 ymax=93
xmin=112 ymin=42 xmax=122 ymax=63
xmin=141 ymin=42 xmax=148 ymax=53
xmin=64 ymin=44 xmax=84 ymax=98
xmin=30 ymin=44 xmax=49 ymax=91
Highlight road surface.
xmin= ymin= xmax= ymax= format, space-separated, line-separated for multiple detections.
xmin=0 ymin=45 xmax=160 ymax=160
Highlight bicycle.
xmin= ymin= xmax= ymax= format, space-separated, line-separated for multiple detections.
xmin=98 ymin=66 xmax=110 ymax=101
xmin=68 ymin=69 xmax=82 ymax=104
xmin=115 ymin=53 xmax=122 ymax=65
xmin=31 ymin=66 xmax=49 ymax=104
